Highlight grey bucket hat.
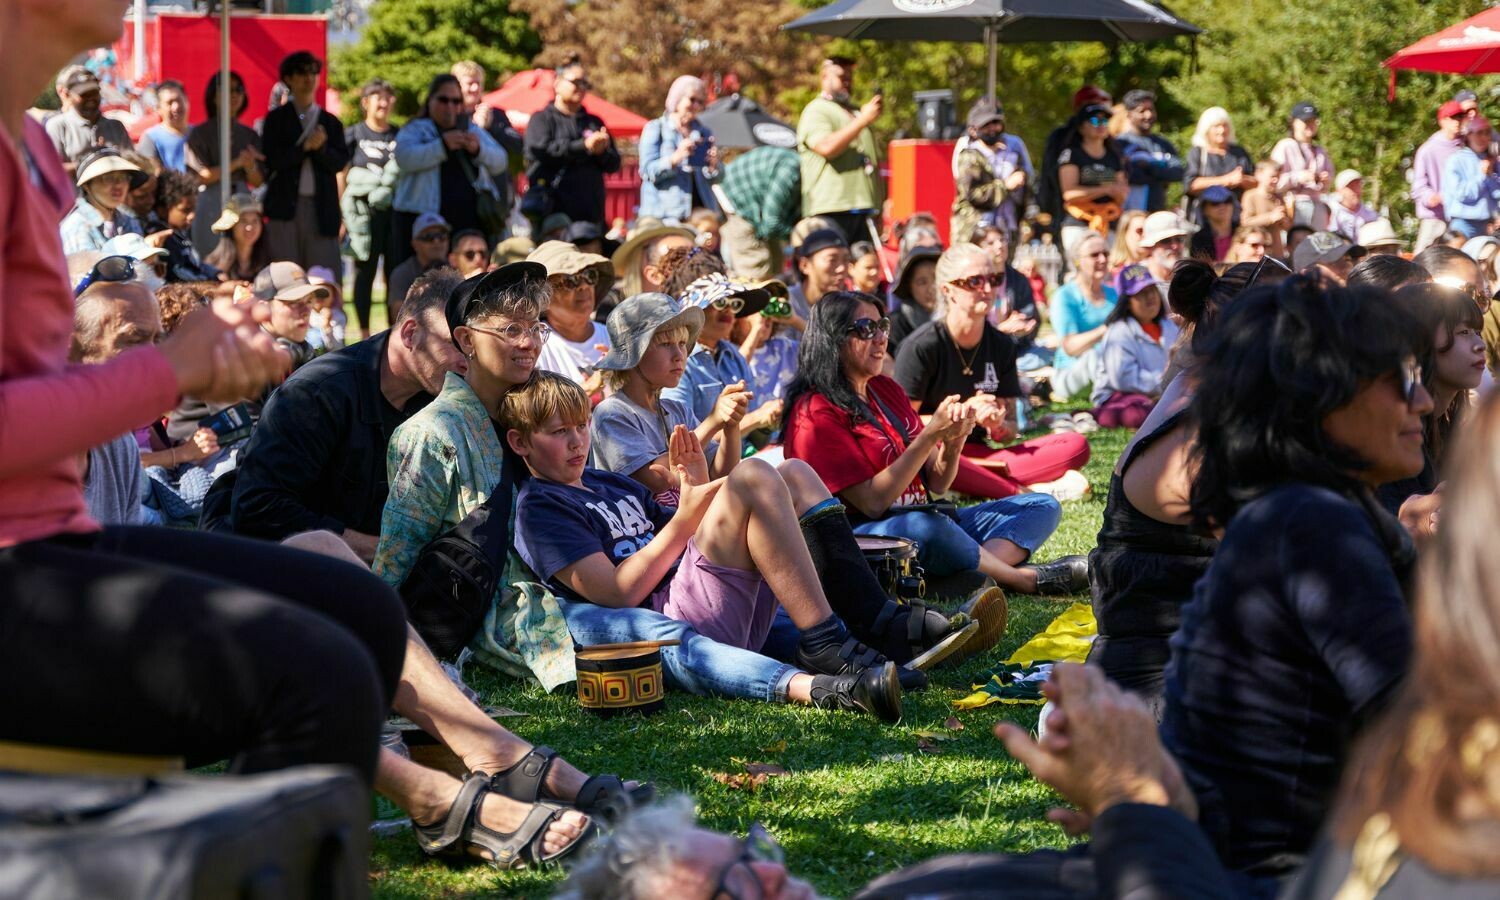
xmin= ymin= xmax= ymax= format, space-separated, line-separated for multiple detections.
xmin=598 ymin=293 xmax=704 ymax=371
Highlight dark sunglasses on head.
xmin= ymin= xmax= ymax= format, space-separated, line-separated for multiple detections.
xmin=949 ymin=272 xmax=1005 ymax=292
xmin=551 ymin=269 xmax=600 ymax=290
xmin=846 ymin=316 xmax=892 ymax=340
xmin=73 ymin=254 xmax=137 ymax=297
xmin=1247 ymin=254 xmax=1293 ymax=290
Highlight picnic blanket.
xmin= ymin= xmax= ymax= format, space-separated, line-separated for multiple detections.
xmin=953 ymin=602 xmax=1097 ymax=708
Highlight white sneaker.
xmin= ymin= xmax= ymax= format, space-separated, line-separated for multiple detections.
xmin=1030 ymin=469 xmax=1091 ymax=502
xmin=1071 ymin=412 xmax=1100 ymax=434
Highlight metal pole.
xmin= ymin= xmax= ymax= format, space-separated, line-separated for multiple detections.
xmin=133 ymin=0 xmax=147 ymax=83
xmin=985 ymin=24 xmax=997 ymax=105
xmin=219 ymin=0 xmax=232 ymax=210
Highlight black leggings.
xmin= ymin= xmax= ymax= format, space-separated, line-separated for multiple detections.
xmin=351 ymin=209 xmax=393 ymax=332
xmin=0 ymin=527 xmax=407 ymax=785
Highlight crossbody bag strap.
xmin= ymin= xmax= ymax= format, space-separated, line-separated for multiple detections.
xmin=866 ymin=388 xmax=936 ymax=504
xmin=455 ymin=447 xmax=521 ymax=569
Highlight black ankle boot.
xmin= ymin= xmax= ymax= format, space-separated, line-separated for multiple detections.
xmin=809 ymin=662 xmax=903 ymax=722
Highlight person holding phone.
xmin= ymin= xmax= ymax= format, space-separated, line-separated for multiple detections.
xmin=797 ymin=56 xmax=883 ymax=244
xmin=639 ymin=75 xmax=721 ymax=224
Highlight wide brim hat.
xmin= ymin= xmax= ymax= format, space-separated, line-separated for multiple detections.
xmin=609 ymin=222 xmax=697 ymax=273
xmin=891 ymin=244 xmax=942 ymax=301
xmin=680 ymin=273 xmax=771 ymax=318
xmin=98 ymin=232 xmax=167 ymax=263
xmin=1356 ymin=219 xmax=1402 ymax=249
xmin=1140 ymin=211 xmax=1191 ymax=248
xmin=445 ymin=261 xmax=549 ymax=340
xmin=75 ymin=151 xmax=148 ymax=191
xmin=528 ymin=239 xmax=614 ymax=280
xmin=598 ymin=293 xmax=704 ymax=371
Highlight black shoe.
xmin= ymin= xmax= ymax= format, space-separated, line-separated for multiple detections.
xmin=810 ymin=662 xmax=903 ymax=722
xmin=1026 ymin=554 xmax=1090 ymax=596
xmin=796 ymin=636 xmax=926 ymax=691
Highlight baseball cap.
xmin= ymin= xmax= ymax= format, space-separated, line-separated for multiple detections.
xmin=1199 ymin=185 xmax=1234 ymax=204
xmin=598 ymin=293 xmax=704 ymax=371
xmin=1292 ymin=231 xmax=1356 ymax=272
xmin=1113 ymin=264 xmax=1158 ymax=299
xmin=1290 ymin=101 xmax=1319 ymax=121
xmin=99 ymin=232 xmax=168 ymax=263
xmin=795 ymin=228 xmax=849 ymax=260
xmin=966 ymin=99 xmax=1005 ymax=129
xmin=563 ymin=221 xmax=603 ymax=245
xmin=212 ymin=193 xmax=262 ymax=233
xmin=63 ymin=68 xmax=101 ymax=95
xmin=252 ymin=262 xmax=331 ymax=304
xmin=1334 ymin=169 xmax=1362 ymax=191
xmin=412 ymin=212 xmax=451 ymax=241
xmin=680 ymin=273 xmax=771 ymax=318
xmin=1072 ymin=85 xmax=1111 ymax=111
xmin=1455 ymin=88 xmax=1479 ymax=104
xmin=1439 ymin=100 xmax=1466 ymax=121
xmin=444 ymin=261 xmax=549 ymax=340
xmin=1140 ymin=211 xmax=1190 ymax=248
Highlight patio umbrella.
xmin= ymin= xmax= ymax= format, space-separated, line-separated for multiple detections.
xmin=784 ymin=0 xmax=1200 ymax=102
xmin=696 ymin=94 xmax=797 ymax=150
xmin=1383 ymin=8 xmax=1500 ymax=100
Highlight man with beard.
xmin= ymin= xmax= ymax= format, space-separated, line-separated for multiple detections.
xmin=46 ymin=66 xmax=132 ymax=173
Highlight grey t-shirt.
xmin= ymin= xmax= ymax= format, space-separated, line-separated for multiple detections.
xmin=589 ymin=392 xmax=717 ymax=479
xmin=83 ymin=433 xmax=145 ymax=526
xmin=46 ymin=108 xmax=133 ymax=163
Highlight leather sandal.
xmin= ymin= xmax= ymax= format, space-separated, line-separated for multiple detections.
xmin=488 ymin=746 xmax=655 ymax=825
xmin=413 ymin=771 xmax=593 ymax=870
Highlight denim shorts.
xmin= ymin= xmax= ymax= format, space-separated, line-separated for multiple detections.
xmin=854 ymin=493 xmax=1063 ymax=576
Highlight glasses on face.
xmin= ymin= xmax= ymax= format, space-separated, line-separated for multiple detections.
xmin=467 ymin=321 xmax=552 ymax=345
xmin=709 ymin=296 xmax=745 ymax=313
xmin=949 ymin=272 xmax=1005 ymax=292
xmin=1434 ymin=276 xmax=1490 ymax=313
xmin=457 ymin=249 xmax=487 ymax=262
xmin=73 ymin=254 xmax=137 ymax=297
xmin=1085 ymin=114 xmax=1110 ymax=127
xmin=1398 ymin=358 xmax=1425 ymax=406
xmin=1247 ymin=254 xmax=1293 ymax=290
xmin=845 ymin=316 xmax=892 ymax=341
xmin=551 ymin=269 xmax=600 ymax=290
xmin=434 ymin=95 xmax=465 ymax=106
xmin=416 ymin=231 xmax=450 ymax=244
xmin=710 ymin=823 xmax=785 ymax=900
xmin=564 ymin=76 xmax=593 ymax=91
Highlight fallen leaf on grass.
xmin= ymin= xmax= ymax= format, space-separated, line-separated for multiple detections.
xmin=712 ymin=761 xmax=789 ymax=792
xmin=911 ymin=729 xmax=956 ymax=742
xmin=916 ymin=737 xmax=944 ymax=755
xmin=745 ymin=762 xmax=789 ymax=778
xmin=944 ymin=716 xmax=965 ymax=731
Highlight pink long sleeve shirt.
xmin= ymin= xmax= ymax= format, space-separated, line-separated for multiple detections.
xmin=0 ymin=117 xmax=180 ymax=548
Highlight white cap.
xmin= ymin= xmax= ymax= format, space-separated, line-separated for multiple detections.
xmin=1334 ymin=169 xmax=1363 ymax=191
xmin=1140 ymin=211 xmax=1191 ymax=248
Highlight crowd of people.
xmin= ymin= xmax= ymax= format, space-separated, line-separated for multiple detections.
xmin=7 ymin=1 xmax=1500 ymax=896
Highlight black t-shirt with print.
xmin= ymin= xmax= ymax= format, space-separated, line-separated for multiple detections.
xmin=345 ymin=122 xmax=399 ymax=171
xmin=1057 ymin=139 xmax=1124 ymax=228
xmin=893 ymin=319 xmax=1022 ymax=443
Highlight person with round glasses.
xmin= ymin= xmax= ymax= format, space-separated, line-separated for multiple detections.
xmin=529 ymin=240 xmax=615 ymax=393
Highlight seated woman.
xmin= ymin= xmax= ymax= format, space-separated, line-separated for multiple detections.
xmin=59 ymin=148 xmax=147 ymax=254
xmin=1160 ymin=274 xmax=1428 ymax=886
xmin=1087 ymin=261 xmax=1273 ymax=714
xmin=204 ymin=193 xmax=273 ymax=283
xmin=1089 ymin=264 xmax=1180 ymax=429
xmin=893 ymin=243 xmax=1091 ymax=498
xmin=1376 ymin=282 xmax=1483 ymax=534
xmin=887 ymin=244 xmax=942 ymax=357
xmin=1050 ymin=232 xmax=1117 ymax=401
xmin=784 ymin=291 xmax=1087 ymax=596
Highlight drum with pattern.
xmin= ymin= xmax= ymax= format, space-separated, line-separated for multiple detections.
xmin=855 ymin=534 xmax=925 ymax=600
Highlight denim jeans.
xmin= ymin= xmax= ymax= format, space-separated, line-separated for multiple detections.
xmin=854 ymin=494 xmax=1063 ymax=576
xmin=559 ymin=599 xmax=797 ymax=702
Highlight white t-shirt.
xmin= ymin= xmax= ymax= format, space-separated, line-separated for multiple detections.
xmin=536 ymin=321 xmax=610 ymax=384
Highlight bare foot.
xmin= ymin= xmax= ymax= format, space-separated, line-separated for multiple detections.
xmin=467 ymin=746 xmax=642 ymax=807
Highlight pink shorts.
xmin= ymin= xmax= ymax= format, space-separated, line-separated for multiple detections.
xmin=650 ymin=539 xmax=780 ymax=652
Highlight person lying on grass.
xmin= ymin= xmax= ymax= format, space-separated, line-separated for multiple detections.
xmin=504 ymin=372 xmax=1004 ymax=721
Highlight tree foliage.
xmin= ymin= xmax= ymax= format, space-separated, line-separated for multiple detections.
xmin=329 ymin=0 xmax=541 ymax=121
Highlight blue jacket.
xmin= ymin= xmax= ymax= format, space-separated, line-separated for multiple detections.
xmin=637 ymin=114 xmax=721 ymax=222
xmin=1115 ymin=131 xmax=1185 ymax=213
xmin=1442 ymin=147 xmax=1500 ymax=222
xmin=392 ymin=117 xmax=508 ymax=216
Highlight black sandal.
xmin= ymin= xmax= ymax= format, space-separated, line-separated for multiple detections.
xmin=413 ymin=771 xmax=593 ymax=870
xmin=487 ymin=746 xmax=656 ymax=825
xmin=893 ymin=600 xmax=979 ymax=671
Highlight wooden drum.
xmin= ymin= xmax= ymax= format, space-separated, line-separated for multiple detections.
xmin=856 ymin=534 xmax=925 ymax=601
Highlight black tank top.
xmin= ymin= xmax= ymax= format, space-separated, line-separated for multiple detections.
xmin=1087 ymin=410 xmax=1218 ymax=710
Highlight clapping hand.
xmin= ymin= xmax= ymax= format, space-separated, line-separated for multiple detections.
xmin=928 ymin=394 xmax=977 ymax=445
xmin=711 ymin=381 xmax=752 ymax=428
xmin=441 ymin=129 xmax=469 ymax=151
xmin=1004 ymin=169 xmax=1026 ymax=192
xmin=966 ymin=393 xmax=1014 ymax=443
xmin=651 ymin=426 xmax=723 ymax=523
xmin=158 ymin=296 xmax=291 ymax=404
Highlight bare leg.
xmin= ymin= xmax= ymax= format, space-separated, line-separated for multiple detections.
xmin=775 ymin=458 xmax=833 ymax=515
xmin=692 ymin=458 xmax=834 ymax=629
xmin=375 ymin=747 xmax=588 ymax=857
xmin=977 ymin=539 xmax=1040 ymax=593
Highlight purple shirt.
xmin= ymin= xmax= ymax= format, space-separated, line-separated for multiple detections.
xmin=1412 ymin=130 xmax=1462 ymax=221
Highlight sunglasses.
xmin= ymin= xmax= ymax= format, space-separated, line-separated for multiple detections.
xmin=1085 ymin=114 xmax=1110 ymax=127
xmin=845 ymin=316 xmax=892 ymax=340
xmin=415 ymin=231 xmax=450 ymax=243
xmin=466 ymin=321 xmax=553 ymax=344
xmin=709 ymin=296 xmax=745 ymax=313
xmin=1399 ymin=358 xmax=1425 ymax=406
xmin=457 ymin=249 xmax=487 ymax=262
xmin=551 ymin=269 xmax=600 ymax=290
xmin=948 ymin=273 xmax=1005 ymax=292
xmin=1247 ymin=254 xmax=1293 ymax=290
xmin=434 ymin=95 xmax=465 ymax=106
xmin=73 ymin=254 xmax=137 ymax=297
xmin=709 ymin=823 xmax=785 ymax=900
xmin=564 ymin=76 xmax=593 ymax=91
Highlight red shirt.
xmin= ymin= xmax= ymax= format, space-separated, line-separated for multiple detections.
xmin=784 ymin=375 xmax=928 ymax=511
xmin=0 ymin=117 xmax=179 ymax=547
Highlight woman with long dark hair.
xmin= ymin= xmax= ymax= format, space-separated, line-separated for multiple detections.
xmin=204 ymin=192 xmax=273 ymax=283
xmin=185 ymin=70 xmax=263 ymax=256
xmin=1055 ymin=101 xmax=1130 ymax=257
xmin=1089 ymin=264 xmax=1179 ymax=429
xmin=784 ymin=291 xmax=1085 ymax=597
xmin=1161 ymin=275 xmax=1430 ymax=886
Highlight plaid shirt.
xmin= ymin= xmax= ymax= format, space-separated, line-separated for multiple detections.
xmin=721 ymin=146 xmax=801 ymax=242
xmin=59 ymin=197 xmax=142 ymax=256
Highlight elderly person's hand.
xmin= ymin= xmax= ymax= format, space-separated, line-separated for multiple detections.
xmin=995 ymin=663 xmax=1198 ymax=837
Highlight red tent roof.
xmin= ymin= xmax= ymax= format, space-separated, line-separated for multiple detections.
xmin=1385 ymin=8 xmax=1500 ymax=97
xmin=483 ymin=69 xmax=649 ymax=139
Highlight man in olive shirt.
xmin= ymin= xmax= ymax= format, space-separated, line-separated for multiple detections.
xmin=797 ymin=56 xmax=883 ymax=244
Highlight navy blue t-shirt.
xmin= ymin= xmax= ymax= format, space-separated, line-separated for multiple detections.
xmin=1160 ymin=484 xmax=1413 ymax=877
xmin=514 ymin=469 xmax=675 ymax=604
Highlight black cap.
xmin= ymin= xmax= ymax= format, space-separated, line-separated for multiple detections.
xmin=445 ymin=261 xmax=548 ymax=343
xmin=1290 ymin=101 xmax=1319 ymax=121
xmin=795 ymin=228 xmax=849 ymax=260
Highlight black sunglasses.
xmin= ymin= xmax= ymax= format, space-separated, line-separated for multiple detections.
xmin=564 ymin=76 xmax=593 ymax=91
xmin=73 ymin=254 xmax=137 ymax=297
xmin=434 ymin=95 xmax=465 ymax=106
xmin=1247 ymin=254 xmax=1293 ymax=290
xmin=846 ymin=316 xmax=892 ymax=340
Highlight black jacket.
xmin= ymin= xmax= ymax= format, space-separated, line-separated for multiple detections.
xmin=229 ymin=332 xmax=434 ymax=540
xmin=523 ymin=103 xmax=621 ymax=226
xmin=260 ymin=101 xmax=351 ymax=237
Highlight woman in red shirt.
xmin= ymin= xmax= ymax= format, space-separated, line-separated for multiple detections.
xmin=782 ymin=291 xmax=1087 ymax=595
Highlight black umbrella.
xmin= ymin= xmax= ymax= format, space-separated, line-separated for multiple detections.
xmin=697 ymin=94 xmax=799 ymax=150
xmin=784 ymin=0 xmax=1201 ymax=102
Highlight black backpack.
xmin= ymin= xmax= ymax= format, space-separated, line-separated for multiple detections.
xmin=397 ymin=451 xmax=519 ymax=660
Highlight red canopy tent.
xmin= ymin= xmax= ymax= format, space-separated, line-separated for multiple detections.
xmin=483 ymin=69 xmax=648 ymax=139
xmin=1384 ymin=7 xmax=1500 ymax=99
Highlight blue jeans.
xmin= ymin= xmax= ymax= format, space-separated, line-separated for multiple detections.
xmin=559 ymin=599 xmax=797 ymax=702
xmin=854 ymin=494 xmax=1063 ymax=576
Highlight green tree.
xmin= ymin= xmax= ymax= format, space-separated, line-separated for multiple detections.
xmin=330 ymin=0 xmax=542 ymax=121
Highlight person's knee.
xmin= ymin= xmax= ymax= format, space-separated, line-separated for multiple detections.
xmin=776 ymin=458 xmax=831 ymax=503
xmin=1056 ymin=432 xmax=1091 ymax=466
xmin=727 ymin=456 xmax=782 ymax=497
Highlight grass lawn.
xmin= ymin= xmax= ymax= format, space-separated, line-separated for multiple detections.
xmin=367 ymin=419 xmax=1132 ymax=899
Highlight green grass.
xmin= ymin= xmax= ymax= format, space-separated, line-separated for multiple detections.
xmin=368 ymin=420 xmax=1132 ymax=899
